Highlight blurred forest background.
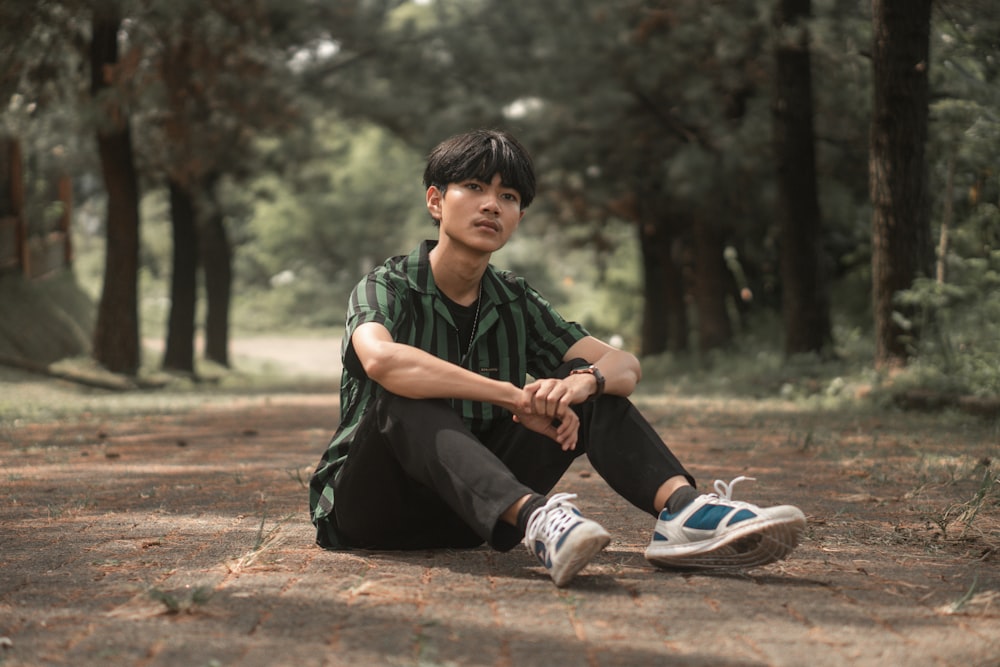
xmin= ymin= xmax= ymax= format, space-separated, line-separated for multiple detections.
xmin=1 ymin=0 xmax=998 ymax=407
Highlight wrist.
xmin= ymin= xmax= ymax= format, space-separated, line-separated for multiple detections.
xmin=500 ymin=380 xmax=525 ymax=412
xmin=569 ymin=365 xmax=605 ymax=401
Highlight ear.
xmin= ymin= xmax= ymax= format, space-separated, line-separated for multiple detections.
xmin=426 ymin=185 xmax=444 ymax=221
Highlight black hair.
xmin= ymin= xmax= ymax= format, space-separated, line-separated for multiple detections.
xmin=422 ymin=129 xmax=536 ymax=211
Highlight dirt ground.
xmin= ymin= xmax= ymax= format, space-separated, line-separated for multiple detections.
xmin=1 ymin=338 xmax=999 ymax=666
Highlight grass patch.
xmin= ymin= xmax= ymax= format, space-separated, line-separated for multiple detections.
xmin=637 ymin=316 xmax=875 ymax=409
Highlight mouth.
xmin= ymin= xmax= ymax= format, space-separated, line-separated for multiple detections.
xmin=474 ymin=218 xmax=501 ymax=233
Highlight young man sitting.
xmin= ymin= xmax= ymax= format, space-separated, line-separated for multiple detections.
xmin=309 ymin=129 xmax=806 ymax=586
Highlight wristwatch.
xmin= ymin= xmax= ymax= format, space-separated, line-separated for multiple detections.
xmin=569 ymin=365 xmax=605 ymax=401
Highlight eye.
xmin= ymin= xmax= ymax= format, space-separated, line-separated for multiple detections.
xmin=464 ymin=181 xmax=482 ymax=191
xmin=501 ymin=192 xmax=520 ymax=204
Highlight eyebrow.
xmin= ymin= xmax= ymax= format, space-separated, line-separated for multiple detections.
xmin=463 ymin=176 xmax=519 ymax=190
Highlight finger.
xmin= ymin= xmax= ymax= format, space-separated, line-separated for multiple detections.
xmin=554 ymin=417 xmax=578 ymax=450
xmin=551 ymin=400 xmax=573 ymax=424
xmin=520 ymin=386 xmax=539 ymax=414
xmin=525 ymin=383 xmax=542 ymax=412
xmin=561 ymin=432 xmax=577 ymax=451
xmin=531 ymin=390 xmax=544 ymax=416
xmin=533 ymin=386 xmax=560 ymax=416
xmin=541 ymin=385 xmax=567 ymax=418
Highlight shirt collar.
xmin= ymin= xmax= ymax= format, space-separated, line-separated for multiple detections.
xmin=405 ymin=239 xmax=521 ymax=305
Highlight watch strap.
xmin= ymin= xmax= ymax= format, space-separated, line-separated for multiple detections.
xmin=569 ymin=365 xmax=605 ymax=401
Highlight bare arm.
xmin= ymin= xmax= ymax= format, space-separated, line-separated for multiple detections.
xmin=564 ymin=335 xmax=642 ymax=396
xmin=351 ymin=322 xmax=521 ymax=408
xmin=351 ymin=322 xmax=580 ymax=447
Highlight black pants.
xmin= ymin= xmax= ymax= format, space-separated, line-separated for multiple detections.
xmin=326 ymin=368 xmax=694 ymax=552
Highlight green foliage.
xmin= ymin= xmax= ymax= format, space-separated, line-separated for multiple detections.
xmin=4 ymin=0 xmax=999 ymax=395
xmin=237 ymin=120 xmax=428 ymax=327
xmin=1 ymin=1 xmax=93 ymax=236
xmin=888 ymin=4 xmax=1000 ymax=397
xmin=637 ymin=307 xmax=873 ymax=405
xmin=359 ymin=0 xmax=877 ymax=353
xmin=551 ymin=220 xmax=644 ymax=347
xmin=896 ymin=240 xmax=1000 ymax=397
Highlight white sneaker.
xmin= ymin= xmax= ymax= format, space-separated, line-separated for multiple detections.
xmin=523 ymin=493 xmax=611 ymax=587
xmin=644 ymin=477 xmax=806 ymax=570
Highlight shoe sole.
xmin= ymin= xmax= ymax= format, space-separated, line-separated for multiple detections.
xmin=644 ymin=512 xmax=806 ymax=570
xmin=549 ymin=524 xmax=612 ymax=587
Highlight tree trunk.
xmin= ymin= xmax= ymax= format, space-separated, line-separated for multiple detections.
xmin=162 ymin=179 xmax=198 ymax=373
xmin=773 ymin=0 xmax=832 ymax=356
xmin=90 ymin=7 xmax=142 ymax=376
xmin=1 ymin=137 xmax=27 ymax=274
xmin=664 ymin=235 xmax=689 ymax=354
xmin=692 ymin=217 xmax=732 ymax=352
xmin=870 ymin=0 xmax=934 ymax=368
xmin=639 ymin=220 xmax=688 ymax=355
xmin=201 ymin=176 xmax=232 ymax=367
xmin=0 ymin=137 xmax=24 ymax=218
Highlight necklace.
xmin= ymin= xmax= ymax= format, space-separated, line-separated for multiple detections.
xmin=461 ymin=281 xmax=483 ymax=364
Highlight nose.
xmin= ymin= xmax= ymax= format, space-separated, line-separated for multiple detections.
xmin=481 ymin=193 xmax=501 ymax=214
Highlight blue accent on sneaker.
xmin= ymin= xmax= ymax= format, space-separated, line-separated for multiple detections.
xmin=644 ymin=477 xmax=807 ymax=570
xmin=522 ymin=493 xmax=611 ymax=587
xmin=685 ymin=504 xmax=735 ymax=530
xmin=684 ymin=504 xmax=759 ymax=530
xmin=533 ymin=540 xmax=551 ymax=568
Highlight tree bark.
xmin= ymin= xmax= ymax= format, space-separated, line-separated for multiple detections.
xmin=0 ymin=137 xmax=24 ymax=219
xmin=201 ymin=175 xmax=232 ymax=367
xmin=639 ymin=220 xmax=688 ymax=355
xmin=631 ymin=168 xmax=689 ymax=356
xmin=0 ymin=137 xmax=27 ymax=274
xmin=870 ymin=0 xmax=934 ymax=368
xmin=773 ymin=0 xmax=832 ymax=356
xmin=692 ymin=217 xmax=732 ymax=352
xmin=90 ymin=6 xmax=142 ymax=375
xmin=162 ymin=179 xmax=198 ymax=373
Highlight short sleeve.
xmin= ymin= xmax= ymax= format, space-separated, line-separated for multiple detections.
xmin=522 ymin=283 xmax=589 ymax=379
xmin=345 ymin=267 xmax=403 ymax=339
xmin=342 ymin=268 xmax=407 ymax=379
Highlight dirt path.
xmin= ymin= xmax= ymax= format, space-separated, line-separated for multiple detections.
xmin=1 ymin=359 xmax=998 ymax=666
xmin=228 ymin=335 xmax=343 ymax=378
xmin=143 ymin=334 xmax=344 ymax=378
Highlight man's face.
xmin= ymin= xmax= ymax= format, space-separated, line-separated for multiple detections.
xmin=427 ymin=173 xmax=525 ymax=254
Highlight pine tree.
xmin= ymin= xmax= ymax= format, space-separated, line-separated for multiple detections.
xmin=870 ymin=0 xmax=934 ymax=367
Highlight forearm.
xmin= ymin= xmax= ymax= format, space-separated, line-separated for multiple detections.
xmin=589 ymin=349 xmax=642 ymax=397
xmin=364 ymin=340 xmax=523 ymax=410
xmin=563 ymin=336 xmax=642 ymax=399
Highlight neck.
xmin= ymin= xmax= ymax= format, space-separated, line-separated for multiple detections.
xmin=429 ymin=240 xmax=488 ymax=306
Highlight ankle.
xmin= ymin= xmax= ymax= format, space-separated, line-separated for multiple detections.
xmin=664 ymin=485 xmax=700 ymax=514
xmin=516 ymin=494 xmax=548 ymax=534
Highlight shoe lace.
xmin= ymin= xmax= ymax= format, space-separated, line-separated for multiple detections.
xmin=712 ymin=476 xmax=757 ymax=501
xmin=524 ymin=492 xmax=579 ymax=546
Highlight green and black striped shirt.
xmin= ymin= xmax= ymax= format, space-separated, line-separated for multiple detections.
xmin=309 ymin=239 xmax=589 ymax=529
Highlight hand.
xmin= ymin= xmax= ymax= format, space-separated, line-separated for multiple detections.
xmin=512 ymin=406 xmax=580 ymax=451
xmin=521 ymin=376 xmax=591 ymax=418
